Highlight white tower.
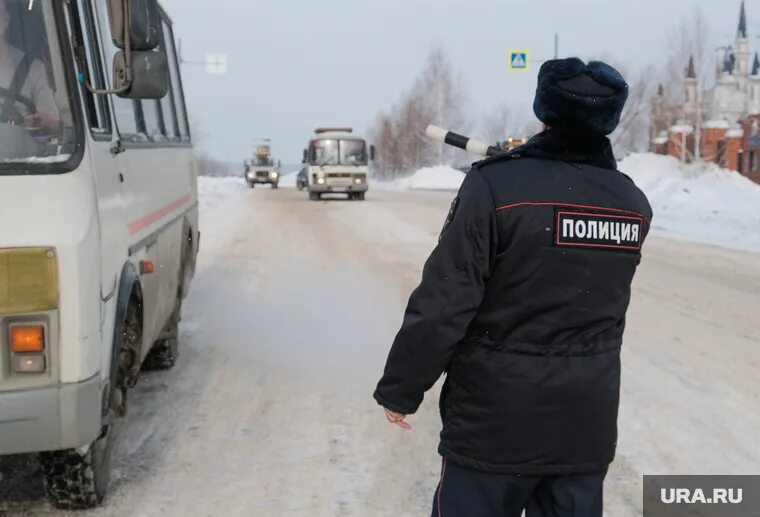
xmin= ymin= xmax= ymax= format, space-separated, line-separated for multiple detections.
xmin=735 ymin=1 xmax=751 ymax=103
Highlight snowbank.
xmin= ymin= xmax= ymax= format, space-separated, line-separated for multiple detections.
xmin=379 ymin=154 xmax=760 ymax=252
xmin=620 ymin=153 xmax=760 ymax=252
xmin=278 ymin=169 xmax=300 ymax=188
xmin=389 ymin=165 xmax=465 ymax=191
xmin=197 ymin=176 xmax=245 ymax=212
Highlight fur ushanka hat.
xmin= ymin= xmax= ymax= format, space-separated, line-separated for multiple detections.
xmin=533 ymin=58 xmax=629 ymax=136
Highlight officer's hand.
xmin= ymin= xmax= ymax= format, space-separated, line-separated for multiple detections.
xmin=384 ymin=408 xmax=411 ymax=430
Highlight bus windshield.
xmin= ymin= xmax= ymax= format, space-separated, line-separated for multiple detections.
xmin=0 ymin=0 xmax=77 ymax=171
xmin=310 ymin=139 xmax=367 ymax=166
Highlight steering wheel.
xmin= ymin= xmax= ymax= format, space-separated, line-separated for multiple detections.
xmin=0 ymin=86 xmax=37 ymax=127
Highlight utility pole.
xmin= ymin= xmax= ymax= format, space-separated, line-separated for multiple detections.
xmin=554 ymin=34 xmax=559 ymax=59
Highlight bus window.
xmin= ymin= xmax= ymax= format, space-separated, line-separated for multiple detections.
xmin=141 ymin=99 xmax=166 ymax=142
xmin=0 ymin=0 xmax=77 ymax=167
xmin=72 ymin=0 xmax=109 ymax=135
xmin=162 ymin=21 xmax=189 ymax=141
xmin=92 ymin=0 xmax=141 ymax=141
xmin=157 ymin=21 xmax=178 ymax=141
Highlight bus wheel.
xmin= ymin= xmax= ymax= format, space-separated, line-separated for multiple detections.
xmin=357 ymin=192 xmax=366 ymax=201
xmin=143 ymin=234 xmax=189 ymax=371
xmin=271 ymin=183 xmax=278 ymax=189
xmin=309 ymin=191 xmax=320 ymax=201
xmin=39 ymin=431 xmax=114 ymax=510
xmin=142 ymin=312 xmax=178 ymax=371
xmin=40 ymin=292 xmax=140 ymax=509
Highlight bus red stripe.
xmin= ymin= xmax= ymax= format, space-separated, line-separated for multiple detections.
xmin=128 ymin=194 xmax=192 ymax=236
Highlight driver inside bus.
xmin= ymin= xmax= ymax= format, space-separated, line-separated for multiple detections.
xmin=0 ymin=0 xmax=60 ymax=133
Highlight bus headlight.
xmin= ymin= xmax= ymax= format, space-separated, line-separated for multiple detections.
xmin=354 ymin=178 xmax=364 ymax=184
xmin=317 ymin=177 xmax=325 ymax=185
xmin=0 ymin=248 xmax=59 ymax=315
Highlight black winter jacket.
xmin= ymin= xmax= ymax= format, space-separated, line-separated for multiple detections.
xmin=374 ymin=129 xmax=653 ymax=475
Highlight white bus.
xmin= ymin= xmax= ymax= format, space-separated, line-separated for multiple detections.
xmin=0 ymin=0 xmax=197 ymax=508
xmin=302 ymin=127 xmax=373 ymax=201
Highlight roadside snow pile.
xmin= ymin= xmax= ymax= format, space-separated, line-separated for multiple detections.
xmin=198 ymin=175 xmax=245 ymax=212
xmin=278 ymin=170 xmax=299 ymax=188
xmin=620 ymin=153 xmax=760 ymax=252
xmin=391 ymin=165 xmax=465 ymax=191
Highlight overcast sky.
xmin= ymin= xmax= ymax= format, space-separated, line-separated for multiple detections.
xmin=160 ymin=0 xmax=758 ymax=165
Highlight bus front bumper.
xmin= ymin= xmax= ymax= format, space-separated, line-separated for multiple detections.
xmin=310 ymin=183 xmax=368 ymax=193
xmin=0 ymin=375 xmax=101 ymax=455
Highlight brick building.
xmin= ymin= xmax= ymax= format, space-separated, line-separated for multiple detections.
xmin=651 ymin=1 xmax=760 ymax=182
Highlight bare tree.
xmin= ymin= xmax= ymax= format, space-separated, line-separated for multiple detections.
xmin=188 ymin=115 xmax=236 ymax=176
xmin=195 ymin=153 xmax=234 ymax=177
xmin=369 ymin=114 xmax=397 ymax=179
xmin=481 ymin=105 xmax=514 ymax=145
xmin=369 ymin=46 xmax=468 ymax=178
xmin=661 ymin=7 xmax=713 ymax=106
xmin=415 ymin=46 xmax=467 ymax=164
xmin=610 ymin=65 xmax=657 ymax=156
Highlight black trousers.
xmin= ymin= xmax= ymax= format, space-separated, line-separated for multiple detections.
xmin=431 ymin=459 xmax=607 ymax=517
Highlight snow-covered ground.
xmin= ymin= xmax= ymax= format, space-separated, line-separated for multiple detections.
xmin=1 ymin=181 xmax=759 ymax=516
xmin=376 ymin=154 xmax=760 ymax=253
xmin=277 ymin=169 xmax=300 ymax=189
xmin=197 ymin=176 xmax=246 ymax=212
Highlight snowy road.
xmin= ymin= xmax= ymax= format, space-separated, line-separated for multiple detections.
xmin=1 ymin=182 xmax=759 ymax=516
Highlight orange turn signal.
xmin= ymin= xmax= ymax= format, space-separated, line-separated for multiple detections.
xmin=140 ymin=261 xmax=155 ymax=275
xmin=10 ymin=325 xmax=45 ymax=353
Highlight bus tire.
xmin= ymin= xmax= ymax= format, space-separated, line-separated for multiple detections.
xmin=180 ymin=229 xmax=195 ymax=300
xmin=40 ymin=287 xmax=141 ymax=509
xmin=143 ymin=231 xmax=190 ymax=371
xmin=357 ymin=192 xmax=366 ymax=201
xmin=141 ymin=316 xmax=178 ymax=371
xmin=309 ymin=191 xmax=320 ymax=201
xmin=39 ymin=438 xmax=113 ymax=510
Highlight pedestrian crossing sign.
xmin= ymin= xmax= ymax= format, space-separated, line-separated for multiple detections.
xmin=508 ymin=50 xmax=530 ymax=72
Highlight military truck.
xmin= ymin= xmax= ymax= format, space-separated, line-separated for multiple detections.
xmin=245 ymin=144 xmax=280 ymax=189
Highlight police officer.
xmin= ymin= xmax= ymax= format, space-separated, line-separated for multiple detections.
xmin=374 ymin=58 xmax=652 ymax=517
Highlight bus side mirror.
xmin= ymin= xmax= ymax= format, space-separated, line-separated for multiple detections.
xmin=113 ymin=51 xmax=169 ymax=99
xmin=107 ymin=0 xmax=161 ymax=50
xmin=302 ymin=149 xmax=307 ymax=163
xmin=370 ymin=145 xmax=376 ymax=161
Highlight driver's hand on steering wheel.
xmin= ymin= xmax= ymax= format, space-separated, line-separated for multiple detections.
xmin=24 ymin=109 xmax=59 ymax=132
